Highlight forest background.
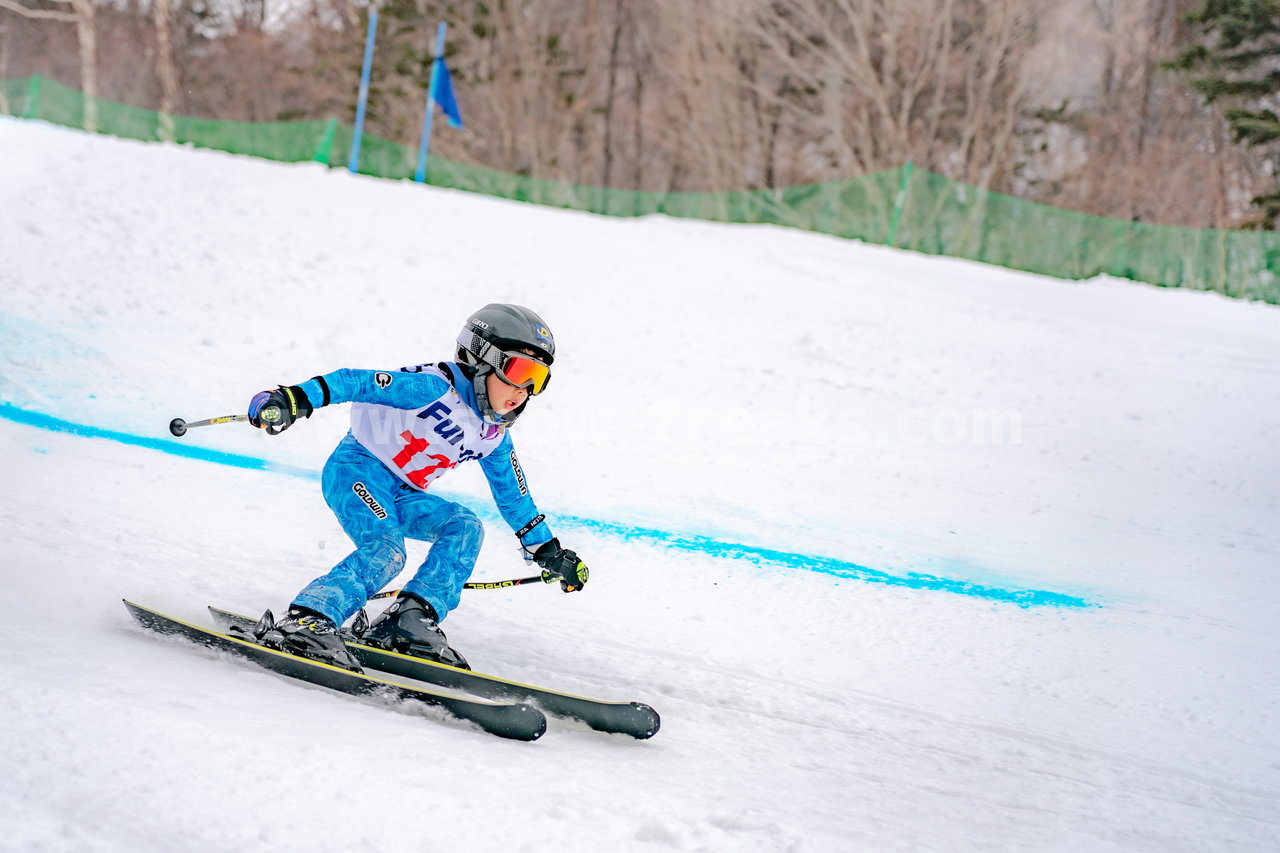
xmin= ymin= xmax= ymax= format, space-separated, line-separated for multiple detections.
xmin=2 ymin=0 xmax=1278 ymax=230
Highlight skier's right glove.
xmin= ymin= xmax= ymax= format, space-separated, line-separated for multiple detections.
xmin=532 ymin=539 xmax=589 ymax=593
xmin=248 ymin=385 xmax=312 ymax=435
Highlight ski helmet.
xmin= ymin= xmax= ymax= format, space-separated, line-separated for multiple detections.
xmin=456 ymin=303 xmax=556 ymax=425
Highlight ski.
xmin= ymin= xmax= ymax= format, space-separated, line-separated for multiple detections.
xmin=208 ymin=605 xmax=661 ymax=740
xmin=124 ymin=600 xmax=546 ymax=741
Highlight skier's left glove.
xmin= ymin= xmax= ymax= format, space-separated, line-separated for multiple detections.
xmin=248 ymin=385 xmax=313 ymax=435
xmin=532 ymin=539 xmax=589 ymax=593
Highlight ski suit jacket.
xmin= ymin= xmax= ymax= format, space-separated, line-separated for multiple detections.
xmin=292 ymin=362 xmax=554 ymax=549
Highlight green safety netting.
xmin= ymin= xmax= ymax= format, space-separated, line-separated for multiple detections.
xmin=6 ymin=75 xmax=1279 ymax=303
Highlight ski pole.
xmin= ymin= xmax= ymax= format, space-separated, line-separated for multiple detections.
xmin=373 ymin=574 xmax=555 ymax=597
xmin=169 ymin=409 xmax=277 ymax=437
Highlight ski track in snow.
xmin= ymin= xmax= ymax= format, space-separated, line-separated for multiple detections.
xmin=2 ymin=117 xmax=1280 ymax=851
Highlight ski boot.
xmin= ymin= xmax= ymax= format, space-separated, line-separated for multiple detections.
xmin=361 ymin=593 xmax=470 ymax=670
xmin=256 ymin=606 xmax=363 ymax=673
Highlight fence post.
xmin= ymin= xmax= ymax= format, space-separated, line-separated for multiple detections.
xmin=23 ymin=74 xmax=42 ymax=119
xmin=348 ymin=9 xmax=378 ymax=174
xmin=415 ymin=21 xmax=450 ymax=183
xmin=313 ymin=118 xmax=338 ymax=165
xmin=887 ymin=161 xmax=915 ymax=248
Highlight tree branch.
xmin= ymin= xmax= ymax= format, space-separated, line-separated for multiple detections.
xmin=0 ymin=0 xmax=78 ymax=22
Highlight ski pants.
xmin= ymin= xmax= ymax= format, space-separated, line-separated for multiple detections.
xmin=292 ymin=434 xmax=483 ymax=626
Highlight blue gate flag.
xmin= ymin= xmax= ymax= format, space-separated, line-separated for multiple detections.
xmin=432 ymin=58 xmax=463 ymax=128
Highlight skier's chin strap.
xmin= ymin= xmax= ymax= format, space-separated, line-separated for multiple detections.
xmin=466 ymin=363 xmax=528 ymax=427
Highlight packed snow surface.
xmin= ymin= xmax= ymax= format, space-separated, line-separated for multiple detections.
xmin=2 ymin=116 xmax=1279 ymax=851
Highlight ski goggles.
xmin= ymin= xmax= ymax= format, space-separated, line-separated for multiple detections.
xmin=495 ymin=352 xmax=551 ymax=394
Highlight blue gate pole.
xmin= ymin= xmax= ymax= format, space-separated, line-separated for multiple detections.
xmin=348 ymin=10 xmax=379 ymax=174
xmin=414 ymin=21 xmax=449 ymax=183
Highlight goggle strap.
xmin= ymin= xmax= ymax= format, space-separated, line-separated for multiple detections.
xmin=461 ymin=331 xmax=504 ymax=370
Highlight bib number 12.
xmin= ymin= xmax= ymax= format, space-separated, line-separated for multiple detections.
xmin=393 ymin=431 xmax=455 ymax=488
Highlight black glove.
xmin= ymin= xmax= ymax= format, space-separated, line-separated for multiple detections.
xmin=247 ymin=385 xmax=312 ymax=435
xmin=533 ymin=539 xmax=589 ymax=593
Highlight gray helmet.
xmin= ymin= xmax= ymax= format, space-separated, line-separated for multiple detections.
xmin=456 ymin=303 xmax=555 ymax=367
xmin=455 ymin=304 xmax=555 ymax=425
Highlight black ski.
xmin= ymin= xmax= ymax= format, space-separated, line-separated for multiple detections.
xmin=208 ymin=605 xmax=661 ymax=739
xmin=124 ymin=600 xmax=547 ymax=741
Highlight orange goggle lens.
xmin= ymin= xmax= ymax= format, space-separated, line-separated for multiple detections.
xmin=498 ymin=353 xmax=551 ymax=394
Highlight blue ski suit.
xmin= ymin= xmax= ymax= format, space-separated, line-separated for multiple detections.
xmin=284 ymin=362 xmax=554 ymax=625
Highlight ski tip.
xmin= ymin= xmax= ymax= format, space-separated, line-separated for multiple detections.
xmin=528 ymin=708 xmax=550 ymax=741
xmin=491 ymin=702 xmax=547 ymax=742
xmin=630 ymin=703 xmax=661 ymax=739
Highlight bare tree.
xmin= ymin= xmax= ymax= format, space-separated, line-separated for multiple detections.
xmin=1020 ymin=0 xmax=1254 ymax=227
xmin=0 ymin=20 xmax=10 ymax=113
xmin=70 ymin=0 xmax=94 ymax=128
xmin=652 ymin=1 xmax=769 ymax=194
xmin=0 ymin=0 xmax=94 ymax=128
xmin=6 ymin=0 xmax=1278 ymax=231
xmin=599 ymin=0 xmax=623 ymax=189
xmin=736 ymin=0 xmax=1038 ymax=190
xmin=152 ymin=0 xmax=177 ymax=141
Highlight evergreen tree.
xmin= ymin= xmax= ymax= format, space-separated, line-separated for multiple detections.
xmin=1169 ymin=0 xmax=1280 ymax=227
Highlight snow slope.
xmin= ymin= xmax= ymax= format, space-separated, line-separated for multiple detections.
xmin=2 ymin=116 xmax=1279 ymax=851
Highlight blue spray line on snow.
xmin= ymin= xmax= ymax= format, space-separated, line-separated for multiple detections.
xmin=0 ymin=403 xmax=319 ymax=480
xmin=1 ymin=402 xmax=1091 ymax=608
xmin=548 ymin=516 xmax=1091 ymax=608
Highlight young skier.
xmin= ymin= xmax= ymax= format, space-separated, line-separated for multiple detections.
xmin=243 ymin=303 xmax=588 ymax=673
